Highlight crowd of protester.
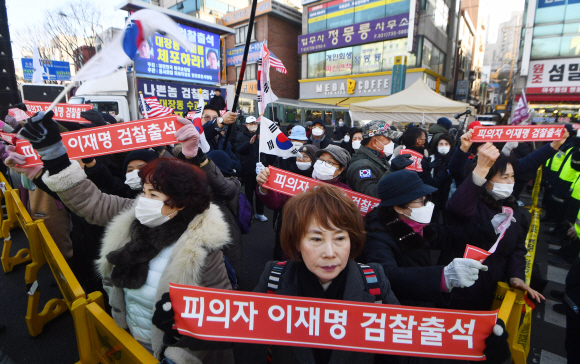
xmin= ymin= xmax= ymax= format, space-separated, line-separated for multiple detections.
xmin=1 ymin=105 xmax=579 ymax=364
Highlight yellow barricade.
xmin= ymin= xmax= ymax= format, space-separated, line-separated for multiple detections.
xmin=70 ymin=298 xmax=157 ymax=364
xmin=492 ymin=282 xmax=527 ymax=364
xmin=0 ymin=174 xmax=30 ymax=272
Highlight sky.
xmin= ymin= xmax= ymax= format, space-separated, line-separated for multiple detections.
xmin=7 ymin=0 xmax=127 ymax=63
xmin=485 ymin=0 xmax=526 ymax=44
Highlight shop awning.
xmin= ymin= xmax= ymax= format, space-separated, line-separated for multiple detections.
xmin=301 ymin=96 xmax=385 ymax=106
xmin=517 ymin=94 xmax=580 ymax=103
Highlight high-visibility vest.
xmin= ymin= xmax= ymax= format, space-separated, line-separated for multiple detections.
xmin=547 ymin=148 xmax=572 ymax=173
xmin=571 ymin=175 xmax=580 ymax=201
xmin=558 ymin=150 xmax=580 ymax=183
xmin=575 ymin=208 xmax=580 ymax=241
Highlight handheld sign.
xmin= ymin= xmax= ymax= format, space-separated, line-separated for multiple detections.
xmin=263 ymin=167 xmax=381 ymax=216
xmin=8 ymin=108 xmax=31 ymax=122
xmin=8 ymin=116 xmax=183 ymax=167
xmin=170 ymin=284 xmax=498 ymax=361
xmin=463 ymin=207 xmax=513 ymax=262
xmin=399 ymin=149 xmax=423 ymax=172
xmin=24 ymin=101 xmax=93 ymax=124
xmin=471 ymin=125 xmax=565 ymax=142
xmin=463 ymin=245 xmax=491 ymax=263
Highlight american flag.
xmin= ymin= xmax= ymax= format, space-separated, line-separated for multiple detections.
xmin=269 ymin=49 xmax=287 ymax=74
xmin=139 ymin=96 xmax=174 ymax=118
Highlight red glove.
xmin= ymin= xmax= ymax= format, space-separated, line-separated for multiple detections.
xmin=175 ymin=117 xmax=200 ymax=158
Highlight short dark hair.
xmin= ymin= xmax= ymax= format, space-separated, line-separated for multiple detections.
xmin=139 ymin=158 xmax=211 ymax=214
xmin=466 ymin=154 xmax=519 ymax=180
xmin=203 ymin=105 xmax=219 ymax=115
xmin=280 ymin=184 xmax=365 ymax=261
xmin=430 ymin=133 xmax=454 ymax=154
xmin=400 ymin=127 xmax=426 ymax=148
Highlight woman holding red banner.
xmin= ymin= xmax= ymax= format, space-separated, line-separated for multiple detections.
xmin=442 ymin=142 xmax=545 ymax=311
xmin=16 ymin=111 xmax=235 ymax=364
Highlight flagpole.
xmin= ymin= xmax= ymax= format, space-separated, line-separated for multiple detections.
xmin=47 ymin=82 xmax=76 ymax=112
xmin=139 ymin=92 xmax=149 ymax=119
xmin=222 ymin=0 xmax=259 ymax=151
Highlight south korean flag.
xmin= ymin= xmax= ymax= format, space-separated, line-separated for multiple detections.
xmin=259 ymin=117 xmax=299 ymax=159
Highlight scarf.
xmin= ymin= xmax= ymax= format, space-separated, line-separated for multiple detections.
xmin=309 ymin=134 xmax=326 ymax=149
xmin=296 ymin=262 xmax=347 ymax=364
xmin=106 ymin=207 xmax=197 ymax=289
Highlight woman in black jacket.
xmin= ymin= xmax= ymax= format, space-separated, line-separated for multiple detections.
xmin=442 ymin=142 xmax=545 ymax=310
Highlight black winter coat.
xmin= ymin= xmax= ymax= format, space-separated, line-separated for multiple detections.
xmin=236 ymin=127 xmax=266 ymax=179
xmin=442 ymin=174 xmax=528 ymax=310
xmin=208 ymin=95 xmax=226 ymax=111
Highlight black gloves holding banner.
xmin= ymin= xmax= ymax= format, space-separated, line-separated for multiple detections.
xmin=80 ymin=109 xmax=107 ymax=128
xmin=390 ymin=154 xmax=413 ymax=171
xmin=483 ymin=319 xmax=511 ymax=363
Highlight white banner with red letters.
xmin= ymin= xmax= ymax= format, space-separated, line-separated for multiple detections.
xmin=470 ymin=125 xmax=565 ymax=142
xmin=399 ymin=149 xmax=424 ymax=172
xmin=263 ymin=167 xmax=380 ymax=216
xmin=24 ymin=101 xmax=93 ymax=124
xmin=3 ymin=116 xmax=183 ymax=167
xmin=170 ymin=284 xmax=498 ymax=361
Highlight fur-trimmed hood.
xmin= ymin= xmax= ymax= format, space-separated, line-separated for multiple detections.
xmin=97 ymin=202 xmax=231 ymax=288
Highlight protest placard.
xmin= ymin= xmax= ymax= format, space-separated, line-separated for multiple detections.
xmin=8 ymin=108 xmax=31 ymax=121
xmin=24 ymin=101 xmax=93 ymax=124
xmin=399 ymin=149 xmax=424 ymax=172
xmin=470 ymin=125 xmax=565 ymax=142
xmin=170 ymin=284 xmax=498 ymax=361
xmin=263 ymin=166 xmax=381 ymax=216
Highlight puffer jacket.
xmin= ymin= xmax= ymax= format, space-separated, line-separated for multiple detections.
xmin=42 ymin=161 xmax=234 ymax=364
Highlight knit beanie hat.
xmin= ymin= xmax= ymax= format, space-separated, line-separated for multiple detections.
xmin=122 ymin=149 xmax=158 ymax=174
xmin=437 ymin=117 xmax=452 ymax=130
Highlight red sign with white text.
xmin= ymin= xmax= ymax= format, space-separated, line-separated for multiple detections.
xmin=263 ymin=166 xmax=381 ymax=216
xmin=463 ymin=245 xmax=491 ymax=263
xmin=24 ymin=101 xmax=93 ymax=124
xmin=399 ymin=149 xmax=424 ymax=172
xmin=471 ymin=125 xmax=565 ymax=142
xmin=11 ymin=116 xmax=183 ymax=167
xmin=8 ymin=108 xmax=31 ymax=121
xmin=170 ymin=284 xmax=498 ymax=361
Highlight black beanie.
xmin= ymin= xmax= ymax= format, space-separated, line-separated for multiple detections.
xmin=122 ymin=149 xmax=158 ymax=174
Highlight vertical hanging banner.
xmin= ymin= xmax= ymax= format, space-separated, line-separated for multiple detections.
xmin=9 ymin=116 xmax=183 ymax=167
xmin=263 ymin=166 xmax=381 ymax=216
xmin=169 ymin=285 xmax=498 ymax=361
xmin=391 ymin=55 xmax=407 ymax=94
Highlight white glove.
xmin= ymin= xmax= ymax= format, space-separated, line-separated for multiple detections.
xmin=255 ymin=162 xmax=265 ymax=175
xmin=501 ymin=142 xmax=518 ymax=156
xmin=443 ymin=258 xmax=488 ymax=291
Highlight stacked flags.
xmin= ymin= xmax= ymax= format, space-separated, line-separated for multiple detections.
xmin=257 ymin=44 xmax=278 ymax=117
xmin=270 ymin=52 xmax=287 ymax=74
xmin=138 ymin=96 xmax=174 ymax=117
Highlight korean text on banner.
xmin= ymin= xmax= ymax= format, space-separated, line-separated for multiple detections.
xmin=263 ymin=167 xmax=380 ymax=216
xmin=8 ymin=108 xmax=31 ymax=122
xmin=12 ymin=116 xmax=183 ymax=167
xmin=470 ymin=125 xmax=565 ymax=142
xmin=170 ymin=284 xmax=498 ymax=361
xmin=399 ymin=149 xmax=424 ymax=172
xmin=24 ymin=101 xmax=92 ymax=124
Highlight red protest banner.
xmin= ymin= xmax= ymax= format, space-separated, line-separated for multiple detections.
xmin=263 ymin=166 xmax=381 ymax=216
xmin=471 ymin=125 xmax=565 ymax=142
xmin=170 ymin=284 xmax=498 ymax=361
xmin=8 ymin=108 xmax=31 ymax=121
xmin=463 ymin=245 xmax=491 ymax=263
xmin=12 ymin=116 xmax=183 ymax=167
xmin=24 ymin=101 xmax=93 ymax=124
xmin=399 ymin=149 xmax=424 ymax=172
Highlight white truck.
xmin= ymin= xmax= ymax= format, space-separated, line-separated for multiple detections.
xmin=68 ymin=70 xmax=234 ymax=122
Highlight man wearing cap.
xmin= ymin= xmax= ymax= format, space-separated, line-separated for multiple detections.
xmin=237 ymin=116 xmax=268 ymax=221
xmin=208 ymin=88 xmax=226 ymax=112
xmin=307 ymin=119 xmax=331 ymax=149
xmin=347 ymin=120 xmax=411 ymax=197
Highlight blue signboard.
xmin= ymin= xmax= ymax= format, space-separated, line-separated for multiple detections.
xmin=137 ymin=78 xmax=226 ymax=117
xmin=537 ymin=0 xmax=565 ymax=8
xmin=21 ymin=58 xmax=71 ymax=81
xmin=134 ymin=23 xmax=221 ymax=85
xmin=226 ymin=42 xmax=265 ymax=67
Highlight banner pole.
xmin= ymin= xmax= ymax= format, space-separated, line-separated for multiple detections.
xmin=46 ymin=82 xmax=75 ymax=112
xmin=222 ymin=0 xmax=258 ymax=151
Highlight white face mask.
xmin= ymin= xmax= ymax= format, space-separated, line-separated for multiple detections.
xmin=343 ymin=135 xmax=350 ymax=142
xmin=377 ymin=139 xmax=394 ymax=157
xmin=488 ymin=182 xmax=514 ymax=200
xmin=438 ymin=146 xmax=450 ymax=155
xmin=312 ymin=128 xmax=324 ymax=136
xmin=403 ymin=201 xmax=435 ymax=224
xmin=312 ymin=160 xmax=337 ymax=181
xmin=125 ymin=170 xmax=142 ymax=190
xmin=296 ymin=161 xmax=311 ymax=170
xmin=352 ymin=140 xmax=362 ymax=150
xmin=135 ymin=196 xmax=177 ymax=228
xmin=247 ymin=124 xmax=258 ymax=132
xmin=338 ymin=121 xmax=344 ymax=127
xmin=292 ymin=141 xmax=304 ymax=148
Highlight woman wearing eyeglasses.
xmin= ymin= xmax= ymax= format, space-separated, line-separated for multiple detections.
xmin=256 ymin=145 xmax=352 ymax=260
xmin=363 ymin=169 xmax=493 ymax=308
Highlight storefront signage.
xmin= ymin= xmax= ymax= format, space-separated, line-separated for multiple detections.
xmin=456 ymin=80 xmax=469 ymax=98
xmin=298 ymin=14 xmax=409 ymax=54
xmin=241 ymin=80 xmax=258 ymax=94
xmin=21 ymin=58 xmax=71 ymax=81
xmin=226 ymin=42 xmax=265 ymax=67
xmin=137 ymin=79 xmax=224 ymax=117
xmin=220 ymin=0 xmax=272 ymax=26
xmin=526 ymin=58 xmax=580 ymax=94
xmin=302 ymin=75 xmax=391 ymax=99
xmin=134 ymin=23 xmax=220 ymax=85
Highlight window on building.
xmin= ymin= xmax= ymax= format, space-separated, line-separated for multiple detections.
xmin=169 ymin=0 xmax=199 ymax=14
xmin=326 ymin=47 xmax=353 ymax=77
xmin=307 ymin=52 xmax=326 ymax=78
xmin=235 ymin=23 xmax=256 ymax=45
xmin=236 ymin=64 xmax=257 ymax=81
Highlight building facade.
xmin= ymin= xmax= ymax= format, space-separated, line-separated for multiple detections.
xmin=298 ymin=0 xmax=461 ymax=113
xmin=518 ymin=0 xmax=580 ymax=123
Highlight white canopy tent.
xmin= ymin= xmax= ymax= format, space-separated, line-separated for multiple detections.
xmin=349 ymin=79 xmax=474 ymax=125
